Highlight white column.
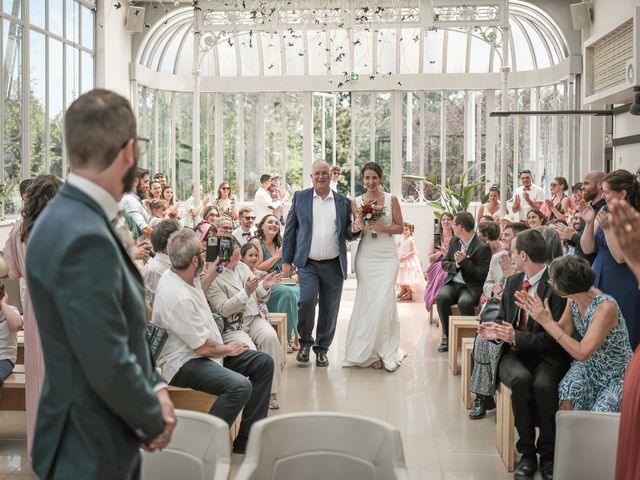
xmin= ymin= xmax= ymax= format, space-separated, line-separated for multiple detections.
xmin=391 ymin=91 xmax=403 ymax=196
xmin=303 ymin=91 xmax=313 ymax=189
xmin=192 ymin=33 xmax=201 ymax=204
xmin=499 ymin=23 xmax=511 ymax=217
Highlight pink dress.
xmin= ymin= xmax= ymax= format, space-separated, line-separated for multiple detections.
xmin=396 ymin=237 xmax=426 ymax=299
xmin=4 ymin=218 xmax=44 ymax=456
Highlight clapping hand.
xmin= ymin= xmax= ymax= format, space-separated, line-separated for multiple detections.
xmin=478 ymin=321 xmax=515 ymax=344
xmin=609 ymin=199 xmax=640 ymax=280
xmin=596 ymin=209 xmax=610 ymax=230
xmin=454 ymin=250 xmax=468 ymax=265
xmin=514 ymin=291 xmax=552 ymax=326
xmin=545 ymin=198 xmax=554 ymax=209
xmin=578 ymin=199 xmax=596 ymax=223
xmin=498 ymin=253 xmax=516 ymax=277
xmin=551 ymin=222 xmax=574 ymax=242
xmin=491 ymin=282 xmax=503 ymax=300
xmin=513 ymin=195 xmax=521 ymax=210
xmin=244 ymin=276 xmax=260 ymax=296
xmin=523 ymin=191 xmax=532 ymax=205
xmin=262 ymin=271 xmax=283 ymax=289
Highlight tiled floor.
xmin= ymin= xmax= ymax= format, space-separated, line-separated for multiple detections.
xmin=0 ymin=278 xmax=523 ymax=479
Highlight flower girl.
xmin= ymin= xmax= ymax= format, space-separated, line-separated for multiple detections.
xmin=396 ymin=222 xmax=426 ymax=301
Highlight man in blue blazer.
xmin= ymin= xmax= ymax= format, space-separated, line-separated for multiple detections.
xmin=282 ymin=160 xmax=356 ymax=367
xmin=26 ymin=89 xmax=175 ymax=479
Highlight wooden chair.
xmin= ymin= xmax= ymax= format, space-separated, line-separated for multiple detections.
xmin=17 ymin=331 xmax=23 ymax=364
xmin=496 ymin=382 xmax=515 ymax=472
xmin=460 ymin=337 xmax=475 ymax=409
xmin=0 ymin=370 xmax=25 ymax=411
xmin=448 ymin=315 xmax=479 ymax=375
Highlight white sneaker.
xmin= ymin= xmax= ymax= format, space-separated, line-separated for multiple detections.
xmin=269 ymin=394 xmax=280 ymax=410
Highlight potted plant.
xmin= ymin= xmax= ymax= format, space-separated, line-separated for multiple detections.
xmin=403 ymin=165 xmax=489 ymax=219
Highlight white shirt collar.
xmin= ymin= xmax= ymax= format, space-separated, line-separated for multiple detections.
xmin=313 ymin=189 xmax=334 ymax=200
xmin=66 ymin=172 xmax=119 ymax=222
xmin=525 ymin=266 xmax=547 ymax=286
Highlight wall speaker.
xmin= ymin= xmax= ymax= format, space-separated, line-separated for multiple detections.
xmin=570 ymin=2 xmax=592 ymax=30
xmin=126 ymin=6 xmax=145 ymax=33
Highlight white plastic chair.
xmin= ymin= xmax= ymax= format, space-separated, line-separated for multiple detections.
xmin=141 ymin=409 xmax=231 ymax=480
xmin=553 ymin=410 xmax=620 ymax=480
xmin=235 ymin=412 xmax=410 ymax=480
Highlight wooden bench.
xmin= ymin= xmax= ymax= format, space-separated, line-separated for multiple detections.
xmin=460 ymin=337 xmax=475 ymax=409
xmin=0 ymin=370 xmax=25 ymax=411
xmin=269 ymin=312 xmax=288 ymax=354
xmin=496 ymin=382 xmax=515 ymax=472
xmin=448 ymin=315 xmax=479 ymax=375
xmin=427 ymin=304 xmax=460 ymax=327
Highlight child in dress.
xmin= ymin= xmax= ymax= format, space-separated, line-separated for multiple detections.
xmin=396 ymin=222 xmax=426 ymax=301
xmin=148 ymin=199 xmax=167 ymax=228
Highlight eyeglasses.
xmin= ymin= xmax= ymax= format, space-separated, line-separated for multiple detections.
xmin=242 ymin=216 xmax=256 ymax=220
xmin=220 ymin=187 xmax=230 ymax=191
xmin=220 ymin=226 xmax=233 ymax=231
xmin=120 ymin=137 xmax=149 ymax=156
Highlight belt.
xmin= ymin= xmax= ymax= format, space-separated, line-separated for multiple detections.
xmin=308 ymin=256 xmax=339 ymax=263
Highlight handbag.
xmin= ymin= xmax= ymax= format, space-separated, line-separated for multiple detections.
xmin=146 ymin=323 xmax=168 ymax=364
xmin=479 ymin=297 xmax=501 ymax=324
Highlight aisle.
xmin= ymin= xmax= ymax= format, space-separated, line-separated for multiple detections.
xmin=0 ymin=277 xmax=513 ymax=480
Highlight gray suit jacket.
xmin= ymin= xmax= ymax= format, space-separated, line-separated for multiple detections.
xmin=26 ymin=183 xmax=165 ymax=480
xmin=282 ymin=188 xmax=354 ymax=279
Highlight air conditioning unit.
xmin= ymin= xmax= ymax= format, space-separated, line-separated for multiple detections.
xmin=584 ymin=10 xmax=638 ymax=105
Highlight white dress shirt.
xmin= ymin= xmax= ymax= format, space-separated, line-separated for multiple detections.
xmin=308 ymin=189 xmax=339 ymax=261
xmin=232 ymin=225 xmax=257 ymax=246
xmin=512 ymin=184 xmax=544 ymax=221
xmin=254 ymin=186 xmax=277 ymax=223
xmin=153 ymin=269 xmax=224 ymax=383
xmin=142 ymin=252 xmax=172 ymax=306
xmin=483 ymin=250 xmax=509 ymax=298
xmin=0 ymin=306 xmax=20 ymax=364
xmin=67 ymin=172 xmax=119 ymax=222
xmin=523 ymin=266 xmax=546 ymax=299
xmin=223 ymin=267 xmax=260 ymax=317
xmin=121 ymin=191 xmax=151 ymax=231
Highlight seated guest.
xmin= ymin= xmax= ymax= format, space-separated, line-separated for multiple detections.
xmin=516 ymin=255 xmax=632 ymax=412
xmin=233 ymin=207 xmax=257 ymax=246
xmin=250 ymin=214 xmax=300 ymax=353
xmin=534 ymin=226 xmax=563 ymax=264
xmin=153 ymin=229 xmax=274 ymax=454
xmin=541 ymin=176 xmax=572 ymax=221
xmin=154 ymin=172 xmax=167 ymax=189
xmin=214 ymin=217 xmax=234 ymax=237
xmin=570 ymin=182 xmax=582 ymax=208
xmin=476 ymin=185 xmax=502 ymax=222
xmin=482 ymin=222 xmax=529 ymax=302
xmin=149 ymin=181 xmax=162 ymax=200
xmin=477 ymin=220 xmax=501 ymax=255
xmin=0 ymin=285 xmax=23 ymax=389
xmin=478 ymin=230 xmax=570 ymax=480
xmin=206 ymin=238 xmax=284 ymax=410
xmin=201 ymin=205 xmax=219 ymax=225
xmin=143 ymin=220 xmax=180 ymax=306
xmin=470 ymin=222 xmax=529 ymax=420
xmin=526 ymin=208 xmax=546 ymax=228
xmin=424 ymin=212 xmax=455 ymax=329
xmin=435 ymin=212 xmax=492 ymax=353
xmin=241 ymin=243 xmax=271 ymax=318
xmin=148 ymin=199 xmax=167 ymax=229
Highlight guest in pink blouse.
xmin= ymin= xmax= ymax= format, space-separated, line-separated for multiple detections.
xmin=3 ymin=174 xmax=62 ymax=456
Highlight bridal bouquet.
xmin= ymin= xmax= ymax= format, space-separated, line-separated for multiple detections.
xmin=357 ymin=200 xmax=386 ymax=238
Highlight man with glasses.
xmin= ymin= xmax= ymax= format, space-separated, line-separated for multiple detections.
xmin=512 ymin=169 xmax=544 ymax=221
xmin=233 ymin=207 xmax=257 ymax=246
xmin=26 ymin=89 xmax=175 ymax=478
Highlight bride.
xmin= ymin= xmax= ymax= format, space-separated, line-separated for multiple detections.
xmin=343 ymin=162 xmax=407 ymax=372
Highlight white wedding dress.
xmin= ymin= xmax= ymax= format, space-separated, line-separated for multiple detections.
xmin=343 ymin=193 xmax=407 ymax=371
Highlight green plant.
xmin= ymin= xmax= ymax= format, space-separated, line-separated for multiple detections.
xmin=404 ymin=165 xmax=488 ymax=219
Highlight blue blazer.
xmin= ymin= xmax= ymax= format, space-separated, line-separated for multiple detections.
xmin=282 ymin=188 xmax=355 ymax=280
xmin=26 ymin=183 xmax=165 ymax=480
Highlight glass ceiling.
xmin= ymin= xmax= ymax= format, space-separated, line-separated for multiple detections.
xmin=137 ymin=1 xmax=569 ymax=78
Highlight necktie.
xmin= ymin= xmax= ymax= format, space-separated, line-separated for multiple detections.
xmin=519 ymin=280 xmax=532 ymax=331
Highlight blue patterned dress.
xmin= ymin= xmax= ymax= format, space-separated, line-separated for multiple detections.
xmin=558 ymin=294 xmax=633 ymax=412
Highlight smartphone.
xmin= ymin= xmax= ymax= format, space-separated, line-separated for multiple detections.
xmin=433 ymin=233 xmax=442 ymax=249
xmin=206 ymin=236 xmax=219 ymax=262
xmin=218 ymin=236 xmax=232 ymax=263
xmin=0 ymin=282 xmax=5 ymax=300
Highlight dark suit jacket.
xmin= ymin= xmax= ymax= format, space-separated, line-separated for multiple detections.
xmin=496 ymin=269 xmax=571 ymax=371
xmin=441 ymin=235 xmax=492 ymax=292
xmin=26 ymin=183 xmax=165 ymax=480
xmin=282 ymin=188 xmax=354 ymax=279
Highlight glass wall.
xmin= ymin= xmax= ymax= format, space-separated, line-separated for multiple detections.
xmin=1 ymin=0 xmax=94 ymax=216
